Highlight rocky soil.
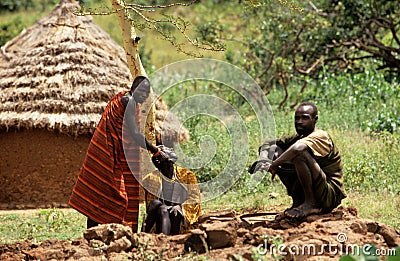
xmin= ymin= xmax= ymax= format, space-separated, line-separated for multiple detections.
xmin=1 ymin=207 xmax=399 ymax=261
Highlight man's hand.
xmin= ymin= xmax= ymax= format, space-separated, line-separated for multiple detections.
xmin=168 ymin=205 xmax=183 ymax=217
xmin=248 ymin=160 xmax=279 ymax=180
xmin=155 ymin=145 xmax=177 ymax=162
xmin=269 ymin=164 xmax=277 ymax=180
xmin=158 ymin=150 xmax=169 ymax=161
xmin=248 ymin=159 xmax=272 ymax=174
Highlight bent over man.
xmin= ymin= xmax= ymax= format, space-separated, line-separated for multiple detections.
xmin=142 ymin=146 xmax=201 ymax=235
xmin=249 ymin=102 xmax=346 ymax=220
xmin=69 ymin=76 xmax=168 ymax=232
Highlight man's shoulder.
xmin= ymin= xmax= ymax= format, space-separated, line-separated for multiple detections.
xmin=310 ymin=129 xmax=330 ymax=138
xmin=143 ymin=170 xmax=162 ymax=182
xmin=276 ymin=133 xmax=299 ymax=143
xmin=175 ymin=166 xmax=197 ymax=181
xmin=120 ymin=91 xmax=132 ymax=107
xmin=300 ymin=129 xmax=334 ymax=157
xmin=175 ymin=165 xmax=193 ymax=175
xmin=302 ymin=129 xmax=333 ymax=145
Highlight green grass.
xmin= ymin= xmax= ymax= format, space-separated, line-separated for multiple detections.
xmin=202 ymin=180 xmax=291 ymax=214
xmin=342 ymin=191 xmax=400 ymax=229
xmin=0 ymin=208 xmax=86 ymax=244
xmin=1 ymin=190 xmax=398 ymax=244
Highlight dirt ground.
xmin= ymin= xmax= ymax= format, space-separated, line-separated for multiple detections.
xmin=0 ymin=207 xmax=399 ymax=261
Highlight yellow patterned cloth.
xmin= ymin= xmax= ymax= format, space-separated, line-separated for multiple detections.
xmin=142 ymin=166 xmax=201 ymax=227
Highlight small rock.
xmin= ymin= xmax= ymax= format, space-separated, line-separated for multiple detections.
xmin=378 ymin=224 xmax=400 ymax=247
xmin=347 ymin=206 xmax=358 ymax=217
xmin=70 ymin=247 xmax=91 ymax=260
xmin=169 ymin=233 xmax=191 ymax=244
xmin=350 ymin=222 xmax=367 ymax=235
xmin=104 ymin=236 xmax=131 ymax=253
xmin=0 ymin=203 xmax=9 ymax=209
xmin=374 ymin=233 xmax=385 ymax=243
xmin=237 ymin=228 xmax=249 ymax=237
xmin=184 ymin=229 xmax=207 ymax=254
xmin=71 ymin=238 xmax=85 ymax=246
xmin=88 ymin=246 xmax=103 ymax=256
xmin=332 ymin=209 xmax=345 ymax=219
xmin=51 ymin=202 xmax=61 ymax=208
xmin=132 ymin=232 xmax=155 ymax=248
xmin=84 ymin=223 xmax=133 ymax=245
xmin=107 ymin=251 xmax=131 ymax=261
xmin=88 ymin=239 xmax=104 ymax=249
xmin=7 ymin=203 xmax=16 ymax=209
xmin=205 ymin=221 xmax=237 ymax=249
xmin=279 ymin=219 xmax=299 ymax=229
xmin=364 ymin=220 xmax=378 ymax=233
xmin=243 ymin=231 xmax=254 ymax=245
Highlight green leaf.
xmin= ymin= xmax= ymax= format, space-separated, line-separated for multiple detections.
xmin=386 ymin=246 xmax=400 ymax=261
xmin=339 ymin=255 xmax=357 ymax=261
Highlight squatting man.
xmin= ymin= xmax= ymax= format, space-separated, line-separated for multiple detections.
xmin=249 ymin=102 xmax=346 ymax=220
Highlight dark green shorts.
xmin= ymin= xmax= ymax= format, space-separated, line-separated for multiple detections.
xmin=277 ymin=166 xmax=343 ymax=213
xmin=314 ymin=169 xmax=344 ymax=213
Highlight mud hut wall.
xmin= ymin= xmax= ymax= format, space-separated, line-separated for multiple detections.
xmin=0 ymin=129 xmax=91 ymax=209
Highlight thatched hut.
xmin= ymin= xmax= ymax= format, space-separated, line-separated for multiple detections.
xmin=0 ymin=0 xmax=188 ymax=209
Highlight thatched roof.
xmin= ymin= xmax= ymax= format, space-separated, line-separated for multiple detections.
xmin=0 ymin=0 xmax=189 ymax=143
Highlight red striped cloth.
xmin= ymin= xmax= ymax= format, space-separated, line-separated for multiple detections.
xmin=69 ymin=91 xmax=141 ymax=232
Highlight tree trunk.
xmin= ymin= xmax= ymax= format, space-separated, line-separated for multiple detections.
xmin=109 ymin=0 xmax=156 ymax=143
xmin=109 ymin=0 xmax=156 ymax=205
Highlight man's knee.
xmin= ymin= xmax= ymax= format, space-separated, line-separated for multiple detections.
xmin=147 ymin=199 xmax=163 ymax=213
xmin=271 ymin=144 xmax=284 ymax=160
xmin=158 ymin=204 xmax=170 ymax=217
xmin=292 ymin=147 xmax=319 ymax=169
xmin=291 ymin=143 xmax=311 ymax=159
xmin=291 ymin=148 xmax=326 ymax=183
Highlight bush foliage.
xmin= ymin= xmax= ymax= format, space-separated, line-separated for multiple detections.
xmin=157 ymin=66 xmax=399 ymax=196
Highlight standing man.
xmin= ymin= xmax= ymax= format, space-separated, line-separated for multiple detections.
xmin=249 ymin=102 xmax=346 ymax=220
xmin=69 ymin=76 xmax=167 ymax=232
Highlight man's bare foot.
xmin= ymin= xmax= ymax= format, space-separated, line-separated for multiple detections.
xmin=274 ymin=207 xmax=295 ymax=221
xmin=274 ymin=211 xmax=286 ymax=221
xmin=285 ymin=203 xmax=321 ymax=220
